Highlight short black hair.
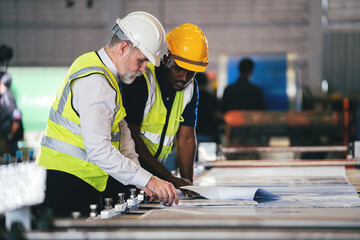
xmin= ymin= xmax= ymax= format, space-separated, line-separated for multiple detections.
xmin=0 ymin=45 xmax=13 ymax=63
xmin=238 ymin=58 xmax=254 ymax=75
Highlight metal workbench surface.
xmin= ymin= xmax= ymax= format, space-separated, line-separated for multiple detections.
xmin=22 ymin=166 xmax=360 ymax=240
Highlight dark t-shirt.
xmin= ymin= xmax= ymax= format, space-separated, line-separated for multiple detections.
xmin=0 ymin=90 xmax=23 ymax=139
xmin=121 ymin=64 xmax=199 ymax=127
xmin=0 ymin=99 xmax=12 ymax=138
xmin=220 ymin=77 xmax=266 ymax=113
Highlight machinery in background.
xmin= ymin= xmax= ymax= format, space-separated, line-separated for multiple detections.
xmin=217 ymin=52 xmax=359 ymax=160
xmin=221 ymin=96 xmax=358 ymax=160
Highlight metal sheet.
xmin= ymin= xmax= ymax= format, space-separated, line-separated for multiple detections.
xmin=196 ymin=166 xmax=351 ymax=186
xmin=193 ymin=166 xmax=360 ymax=208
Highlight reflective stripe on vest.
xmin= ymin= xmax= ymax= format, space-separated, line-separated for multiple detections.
xmin=47 ymin=71 xmax=121 ymax=143
xmin=142 ymin=131 xmax=174 ymax=148
xmin=36 ymin=52 xmax=125 ymax=191
xmin=41 ymin=135 xmax=87 ymax=161
xmin=140 ymin=63 xmax=194 ymax=162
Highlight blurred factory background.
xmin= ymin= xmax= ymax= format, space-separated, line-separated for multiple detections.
xmin=0 ymin=0 xmax=360 ymax=157
xmin=2 ymin=1 xmax=360 ymax=239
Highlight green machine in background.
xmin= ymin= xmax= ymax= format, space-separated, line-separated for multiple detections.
xmin=9 ymin=67 xmax=68 ymax=131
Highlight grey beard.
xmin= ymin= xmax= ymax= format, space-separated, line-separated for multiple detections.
xmin=120 ymin=71 xmax=142 ymax=84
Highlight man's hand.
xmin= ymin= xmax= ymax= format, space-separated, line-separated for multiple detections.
xmin=144 ymin=176 xmax=179 ymax=206
xmin=169 ymin=176 xmax=197 ymax=197
xmin=170 ymin=175 xmax=192 ymax=189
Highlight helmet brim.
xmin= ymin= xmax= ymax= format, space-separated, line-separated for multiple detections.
xmin=173 ymin=59 xmax=207 ymax=72
xmin=139 ymin=48 xmax=160 ymax=67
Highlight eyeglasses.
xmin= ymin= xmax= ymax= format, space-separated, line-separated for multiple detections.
xmin=167 ymin=56 xmax=196 ymax=79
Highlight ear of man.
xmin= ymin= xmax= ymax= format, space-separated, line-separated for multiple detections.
xmin=162 ymin=54 xmax=171 ymax=67
xmin=117 ymin=41 xmax=131 ymax=56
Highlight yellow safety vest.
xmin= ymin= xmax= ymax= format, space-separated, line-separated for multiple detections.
xmin=140 ymin=63 xmax=194 ymax=163
xmin=36 ymin=52 xmax=126 ymax=192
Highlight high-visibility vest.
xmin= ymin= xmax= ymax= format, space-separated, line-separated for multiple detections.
xmin=140 ymin=63 xmax=194 ymax=163
xmin=36 ymin=52 xmax=126 ymax=192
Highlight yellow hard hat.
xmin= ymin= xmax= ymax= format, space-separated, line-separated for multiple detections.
xmin=166 ymin=23 xmax=209 ymax=72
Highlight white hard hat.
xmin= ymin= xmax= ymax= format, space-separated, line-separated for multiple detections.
xmin=113 ymin=11 xmax=165 ymax=67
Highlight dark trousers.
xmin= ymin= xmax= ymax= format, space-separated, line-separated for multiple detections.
xmin=44 ymin=170 xmax=132 ymax=217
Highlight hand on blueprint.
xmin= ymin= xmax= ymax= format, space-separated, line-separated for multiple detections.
xmin=181 ymin=189 xmax=199 ymax=198
xmin=169 ymin=176 xmax=199 ymax=197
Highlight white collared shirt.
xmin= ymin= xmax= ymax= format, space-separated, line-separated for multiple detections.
xmin=71 ymin=48 xmax=152 ymax=187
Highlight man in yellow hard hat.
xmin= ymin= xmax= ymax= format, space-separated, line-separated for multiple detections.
xmin=122 ymin=23 xmax=209 ymax=193
xmin=36 ymin=12 xmax=178 ymax=217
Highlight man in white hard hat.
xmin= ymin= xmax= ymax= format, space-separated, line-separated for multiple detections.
xmin=36 ymin=11 xmax=178 ymax=217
